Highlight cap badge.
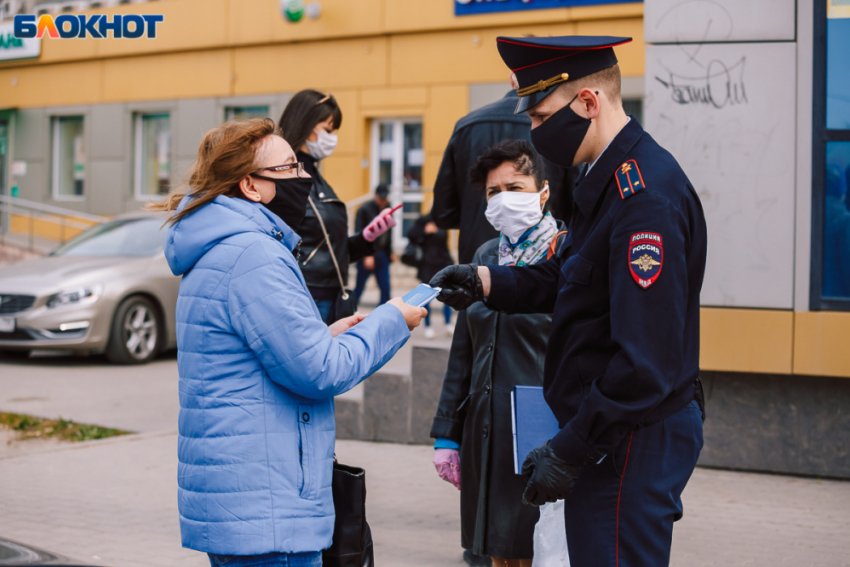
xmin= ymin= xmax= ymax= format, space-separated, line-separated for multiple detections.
xmin=516 ymin=72 xmax=570 ymax=97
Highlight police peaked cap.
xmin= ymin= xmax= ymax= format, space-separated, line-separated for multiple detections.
xmin=497 ymin=35 xmax=632 ymax=114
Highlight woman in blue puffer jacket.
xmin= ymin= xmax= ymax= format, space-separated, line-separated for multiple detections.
xmin=151 ymin=118 xmax=427 ymax=567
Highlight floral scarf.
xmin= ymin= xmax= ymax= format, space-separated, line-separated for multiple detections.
xmin=497 ymin=212 xmax=559 ymax=267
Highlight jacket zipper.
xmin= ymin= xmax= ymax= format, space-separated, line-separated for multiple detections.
xmin=301 ymin=241 xmax=326 ymax=266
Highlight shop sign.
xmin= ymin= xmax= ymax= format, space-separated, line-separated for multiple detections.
xmin=0 ymin=21 xmax=40 ymax=62
xmin=455 ymin=0 xmax=641 ymax=16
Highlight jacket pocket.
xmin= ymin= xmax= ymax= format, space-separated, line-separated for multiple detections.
xmin=298 ymin=404 xmax=317 ymax=500
xmin=561 ymin=255 xmax=593 ymax=285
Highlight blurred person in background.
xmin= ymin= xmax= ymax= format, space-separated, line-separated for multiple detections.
xmin=430 ymin=140 xmax=568 ymax=567
xmin=431 ymin=89 xmax=581 ymax=265
xmin=150 ymin=118 xmax=427 ymax=567
xmin=353 ymin=184 xmax=394 ymax=308
xmin=407 ymin=211 xmax=455 ymax=339
xmin=279 ymin=90 xmax=396 ymax=323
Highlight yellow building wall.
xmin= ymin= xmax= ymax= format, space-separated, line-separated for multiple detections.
xmin=5 ymin=0 xmax=848 ymax=378
xmin=699 ymin=309 xmax=850 ymax=379
xmin=0 ymin=0 xmax=646 ymax=201
xmin=9 ymin=214 xmax=95 ymax=242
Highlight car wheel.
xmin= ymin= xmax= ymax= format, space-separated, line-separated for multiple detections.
xmin=106 ymin=296 xmax=161 ymax=365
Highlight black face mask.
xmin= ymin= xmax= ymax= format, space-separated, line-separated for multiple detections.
xmin=254 ymin=175 xmax=313 ymax=232
xmin=530 ymin=94 xmax=592 ymax=169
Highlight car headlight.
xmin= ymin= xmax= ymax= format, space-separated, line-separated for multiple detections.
xmin=46 ymin=285 xmax=104 ymax=309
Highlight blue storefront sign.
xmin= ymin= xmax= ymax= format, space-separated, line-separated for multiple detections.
xmin=455 ymin=0 xmax=641 ymax=17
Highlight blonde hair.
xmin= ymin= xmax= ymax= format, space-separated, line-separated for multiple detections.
xmin=559 ymin=63 xmax=622 ymax=105
xmin=148 ymin=118 xmax=279 ymax=224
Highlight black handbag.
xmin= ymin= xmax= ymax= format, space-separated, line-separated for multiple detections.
xmin=401 ymin=241 xmax=423 ymax=269
xmin=332 ymin=289 xmax=357 ymax=321
xmin=308 ymin=197 xmax=356 ymax=321
xmin=322 ymin=461 xmax=375 ymax=567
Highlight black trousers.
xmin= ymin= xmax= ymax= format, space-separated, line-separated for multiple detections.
xmin=564 ymin=401 xmax=703 ymax=567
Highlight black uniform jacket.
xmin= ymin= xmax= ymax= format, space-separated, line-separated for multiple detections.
xmin=297 ymin=152 xmax=372 ymax=293
xmin=486 ymin=119 xmax=708 ymax=466
xmin=432 ymin=91 xmax=581 ymax=263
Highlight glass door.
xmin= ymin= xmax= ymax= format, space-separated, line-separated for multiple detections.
xmin=370 ymin=118 xmax=424 ymax=249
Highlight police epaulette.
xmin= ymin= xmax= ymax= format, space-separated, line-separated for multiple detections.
xmin=615 ymin=159 xmax=645 ymax=199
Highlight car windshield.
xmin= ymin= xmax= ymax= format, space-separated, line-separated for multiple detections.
xmin=51 ymin=218 xmax=167 ymax=258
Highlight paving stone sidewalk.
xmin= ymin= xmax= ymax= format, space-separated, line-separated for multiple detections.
xmin=1 ymin=349 xmax=849 ymax=567
xmin=1 ymin=432 xmax=848 ymax=567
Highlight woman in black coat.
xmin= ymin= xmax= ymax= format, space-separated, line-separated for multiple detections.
xmin=407 ymin=212 xmax=455 ymax=339
xmin=279 ymin=90 xmax=396 ymax=323
xmin=430 ymin=140 xmax=567 ymax=567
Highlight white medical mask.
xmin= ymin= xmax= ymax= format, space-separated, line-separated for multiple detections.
xmin=485 ymin=184 xmax=549 ymax=244
xmin=305 ymin=129 xmax=338 ymax=161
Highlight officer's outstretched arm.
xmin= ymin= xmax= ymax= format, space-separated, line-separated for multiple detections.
xmin=485 ymin=255 xmax=563 ymax=314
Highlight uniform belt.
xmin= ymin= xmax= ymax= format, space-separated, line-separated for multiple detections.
xmin=637 ymin=377 xmax=705 ymax=428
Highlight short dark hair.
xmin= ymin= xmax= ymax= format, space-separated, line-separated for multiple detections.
xmin=278 ymin=89 xmax=343 ymax=154
xmin=470 ymin=139 xmax=547 ymax=191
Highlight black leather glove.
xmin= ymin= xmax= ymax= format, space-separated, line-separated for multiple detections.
xmin=521 ymin=441 xmax=581 ymax=506
xmin=429 ymin=264 xmax=484 ymax=311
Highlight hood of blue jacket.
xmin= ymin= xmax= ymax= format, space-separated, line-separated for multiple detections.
xmin=165 ymin=195 xmax=301 ymax=276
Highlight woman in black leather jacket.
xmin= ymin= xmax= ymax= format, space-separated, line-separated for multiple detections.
xmin=279 ymin=90 xmax=395 ymax=323
xmin=430 ymin=140 xmax=568 ymax=567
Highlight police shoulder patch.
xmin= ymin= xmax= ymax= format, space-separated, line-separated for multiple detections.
xmin=628 ymin=232 xmax=663 ymax=289
xmin=615 ymin=159 xmax=645 ymax=199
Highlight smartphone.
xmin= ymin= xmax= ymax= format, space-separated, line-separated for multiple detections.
xmin=402 ymin=283 xmax=442 ymax=308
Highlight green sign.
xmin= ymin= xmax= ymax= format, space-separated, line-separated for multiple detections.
xmin=0 ymin=21 xmax=41 ymax=62
xmin=0 ymin=33 xmax=24 ymax=50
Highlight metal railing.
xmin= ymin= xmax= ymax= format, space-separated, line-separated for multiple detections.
xmin=0 ymin=195 xmax=108 ymax=258
xmin=0 ymin=187 xmax=436 ymax=264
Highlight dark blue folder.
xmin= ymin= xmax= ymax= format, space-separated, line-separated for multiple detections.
xmin=512 ymin=385 xmax=561 ymax=474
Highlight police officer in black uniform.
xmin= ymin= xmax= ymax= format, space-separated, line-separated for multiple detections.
xmin=431 ymin=35 xmax=708 ymax=567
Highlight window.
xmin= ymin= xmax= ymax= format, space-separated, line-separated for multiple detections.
xmin=370 ymin=118 xmax=424 ymax=249
xmin=622 ymin=98 xmax=643 ymax=125
xmin=52 ymin=116 xmax=85 ymax=199
xmin=134 ymin=113 xmax=171 ymax=198
xmin=225 ymin=106 xmax=270 ymax=121
xmin=812 ymin=1 xmax=850 ymax=309
xmin=52 ymin=218 xmax=167 ymax=258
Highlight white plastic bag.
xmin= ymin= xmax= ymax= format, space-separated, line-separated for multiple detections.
xmin=531 ymin=500 xmax=570 ymax=567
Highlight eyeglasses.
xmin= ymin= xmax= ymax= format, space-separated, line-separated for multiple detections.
xmin=255 ymin=162 xmax=305 ymax=177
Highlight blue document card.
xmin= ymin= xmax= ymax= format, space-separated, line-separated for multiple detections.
xmin=402 ymin=284 xmax=441 ymax=308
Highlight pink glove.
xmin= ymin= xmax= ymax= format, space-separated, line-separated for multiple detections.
xmin=362 ymin=207 xmax=398 ymax=242
xmin=433 ymin=449 xmax=461 ymax=490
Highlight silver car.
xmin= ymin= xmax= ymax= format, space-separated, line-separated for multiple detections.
xmin=0 ymin=216 xmax=179 ymax=364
